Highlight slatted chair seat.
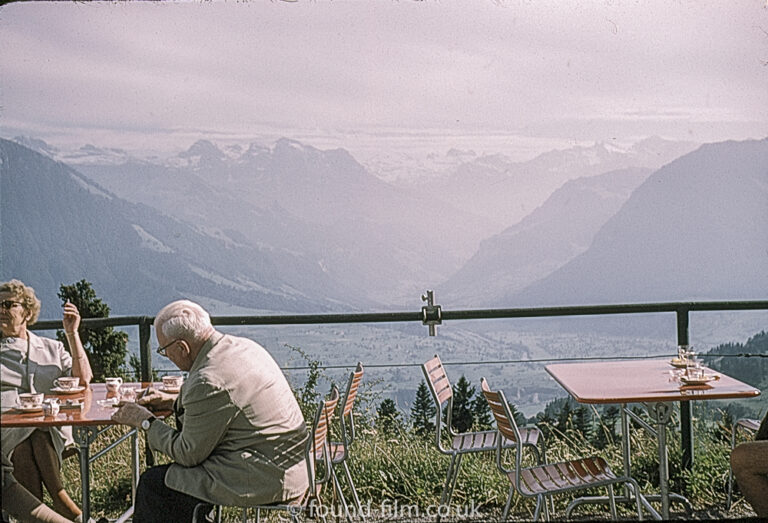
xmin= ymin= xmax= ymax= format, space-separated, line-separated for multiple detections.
xmin=736 ymin=418 xmax=760 ymax=432
xmin=512 ymin=457 xmax=621 ymax=497
xmin=421 ymin=355 xmax=546 ymax=508
xmin=451 ymin=430 xmax=498 ymax=451
xmin=450 ymin=427 xmax=540 ymax=452
xmin=329 ymin=441 xmax=347 ymax=463
xmin=481 ymin=378 xmax=645 ymax=521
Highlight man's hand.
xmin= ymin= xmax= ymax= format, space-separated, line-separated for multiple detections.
xmin=112 ymin=402 xmax=154 ymax=429
xmin=137 ymin=386 xmax=176 ymax=412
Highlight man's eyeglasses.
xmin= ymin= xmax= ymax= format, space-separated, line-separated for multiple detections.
xmin=0 ymin=300 xmax=22 ymax=310
xmin=156 ymin=339 xmax=179 ymax=357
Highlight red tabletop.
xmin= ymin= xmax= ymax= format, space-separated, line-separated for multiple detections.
xmin=1 ymin=382 xmax=168 ymax=428
xmin=546 ymin=359 xmax=761 ymax=404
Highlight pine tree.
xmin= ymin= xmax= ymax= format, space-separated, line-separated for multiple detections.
xmin=376 ymin=398 xmax=403 ymax=434
xmin=572 ymin=405 xmax=592 ymax=439
xmin=556 ymin=400 xmax=573 ymax=434
xmin=594 ymin=405 xmax=620 ymax=449
xmin=451 ymin=375 xmax=475 ymax=433
xmin=471 ymin=393 xmax=492 ymax=430
xmin=506 ymin=400 xmax=527 ymax=429
xmin=410 ymin=380 xmax=436 ymax=437
xmin=56 ymin=280 xmax=129 ymax=381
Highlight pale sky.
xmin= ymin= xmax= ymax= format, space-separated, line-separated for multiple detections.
xmin=1 ymin=0 xmax=767 ymax=161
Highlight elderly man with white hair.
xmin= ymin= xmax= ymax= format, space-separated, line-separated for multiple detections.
xmin=112 ymin=300 xmax=309 ymax=523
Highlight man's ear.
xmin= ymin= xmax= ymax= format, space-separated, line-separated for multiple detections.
xmin=178 ymin=339 xmax=191 ymax=355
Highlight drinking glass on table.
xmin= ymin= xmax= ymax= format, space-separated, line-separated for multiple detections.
xmin=685 ymin=351 xmax=703 ymax=378
xmin=120 ymin=387 xmax=137 ymax=403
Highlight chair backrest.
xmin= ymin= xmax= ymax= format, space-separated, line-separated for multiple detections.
xmin=339 ymin=362 xmax=364 ymax=445
xmin=480 ymin=378 xmax=523 ymax=474
xmin=422 ymin=354 xmax=453 ymax=407
xmin=480 ymin=378 xmax=520 ymax=443
xmin=422 ymin=354 xmax=455 ymax=445
xmin=307 ymin=386 xmax=340 ymax=488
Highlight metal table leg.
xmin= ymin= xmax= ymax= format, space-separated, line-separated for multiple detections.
xmin=73 ymin=426 xmax=101 ymax=523
xmin=644 ymin=402 xmax=674 ymax=520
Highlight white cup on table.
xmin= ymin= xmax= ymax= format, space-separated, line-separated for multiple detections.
xmin=18 ymin=392 xmax=44 ymax=409
xmin=54 ymin=376 xmax=80 ymax=390
xmin=162 ymin=375 xmax=184 ymax=390
xmin=105 ymin=377 xmax=123 ymax=393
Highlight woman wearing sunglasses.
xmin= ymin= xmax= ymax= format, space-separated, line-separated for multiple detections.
xmin=1 ymin=279 xmax=93 ymax=523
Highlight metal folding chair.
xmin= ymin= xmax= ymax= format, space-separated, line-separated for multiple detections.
xmin=726 ymin=417 xmax=760 ymax=510
xmin=329 ymin=362 xmax=365 ymax=521
xmin=481 ymin=377 xmax=645 ymax=521
xmin=421 ymin=354 xmax=544 ymax=507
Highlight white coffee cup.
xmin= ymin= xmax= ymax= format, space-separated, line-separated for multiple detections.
xmin=162 ymin=375 xmax=184 ymax=390
xmin=54 ymin=377 xmax=80 ymax=390
xmin=19 ymin=392 xmax=44 ymax=409
xmin=105 ymin=377 xmax=123 ymax=392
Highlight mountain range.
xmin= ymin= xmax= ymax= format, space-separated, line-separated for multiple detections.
xmin=0 ymin=138 xmax=359 ymax=318
xmin=395 ymin=136 xmax=699 ymax=229
xmin=438 ymin=167 xmax=653 ymax=306
xmin=71 ymin=138 xmax=491 ymax=305
xmin=2 ymin=135 xmax=766 ymax=321
xmin=510 ymin=138 xmax=768 ymax=305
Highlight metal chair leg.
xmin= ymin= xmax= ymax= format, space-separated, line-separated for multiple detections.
xmin=191 ymin=503 xmax=211 ymax=523
xmin=727 ymin=422 xmax=737 ymax=510
xmin=502 ymin=486 xmax=514 ymax=521
xmin=445 ymin=454 xmax=463 ymax=507
xmin=440 ymin=454 xmax=458 ymax=506
xmin=342 ymin=460 xmax=364 ymax=518
xmin=630 ymin=480 xmax=645 ymax=521
xmin=331 ymin=466 xmax=352 ymax=522
xmin=607 ymin=484 xmax=617 ymax=520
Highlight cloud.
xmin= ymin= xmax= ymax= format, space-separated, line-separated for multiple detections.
xmin=1 ymin=0 xmax=766 ymax=156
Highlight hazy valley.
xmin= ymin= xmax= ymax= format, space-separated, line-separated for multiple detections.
xmin=2 ymin=135 xmax=766 ymax=413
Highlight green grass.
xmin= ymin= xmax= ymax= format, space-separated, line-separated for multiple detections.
xmin=56 ymin=409 xmax=758 ymax=521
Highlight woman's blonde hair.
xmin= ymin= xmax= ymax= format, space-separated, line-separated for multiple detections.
xmin=0 ymin=279 xmax=42 ymax=325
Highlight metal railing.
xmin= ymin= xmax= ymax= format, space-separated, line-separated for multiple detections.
xmin=32 ymin=298 xmax=768 ymax=470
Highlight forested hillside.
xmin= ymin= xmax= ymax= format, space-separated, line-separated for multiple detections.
xmin=705 ymin=330 xmax=767 ymax=390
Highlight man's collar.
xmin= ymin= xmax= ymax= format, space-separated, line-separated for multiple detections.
xmin=188 ymin=331 xmax=225 ymax=373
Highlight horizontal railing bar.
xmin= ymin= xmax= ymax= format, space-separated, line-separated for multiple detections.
xmin=32 ymin=316 xmax=153 ymax=331
xmin=213 ymin=311 xmax=422 ymax=326
xmin=29 ymin=300 xmax=768 ymax=331
xmin=441 ymin=300 xmax=768 ymax=320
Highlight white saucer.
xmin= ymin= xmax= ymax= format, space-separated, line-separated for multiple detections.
xmin=680 ymin=374 xmax=718 ymax=385
xmin=50 ymin=386 xmax=86 ymax=394
xmin=669 ymin=358 xmax=687 ymax=368
xmin=159 ymin=386 xmax=180 ymax=394
xmin=14 ymin=405 xmax=44 ymax=413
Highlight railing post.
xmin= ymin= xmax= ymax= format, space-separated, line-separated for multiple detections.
xmin=138 ymin=316 xmax=156 ymax=467
xmin=677 ymin=306 xmax=694 ymax=471
xmin=138 ymin=317 xmax=152 ymax=382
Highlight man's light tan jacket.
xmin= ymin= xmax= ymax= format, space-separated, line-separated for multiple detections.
xmin=147 ymin=332 xmax=309 ymax=505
